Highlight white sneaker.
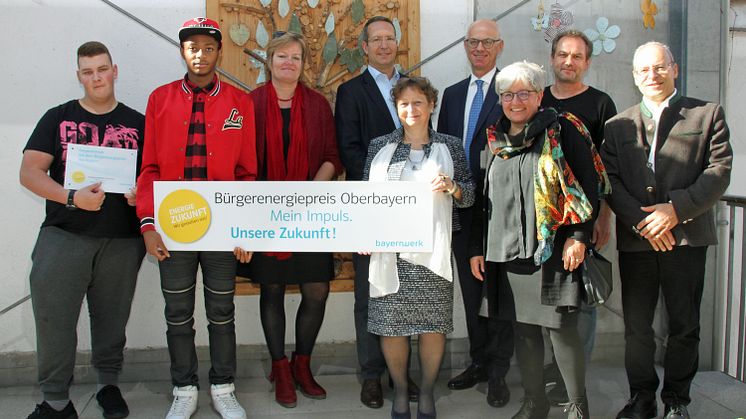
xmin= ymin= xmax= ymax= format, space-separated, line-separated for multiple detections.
xmin=165 ymin=385 xmax=198 ymax=419
xmin=210 ymin=383 xmax=246 ymax=419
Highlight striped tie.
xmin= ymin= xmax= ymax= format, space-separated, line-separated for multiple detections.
xmin=464 ymin=79 xmax=484 ymax=166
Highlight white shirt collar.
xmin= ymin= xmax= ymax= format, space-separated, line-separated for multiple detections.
xmin=469 ymin=67 xmax=498 ymax=87
xmin=368 ymin=65 xmax=398 ymax=82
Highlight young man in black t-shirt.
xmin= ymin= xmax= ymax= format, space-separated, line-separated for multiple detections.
xmin=540 ymin=30 xmax=618 ymax=406
xmin=20 ymin=41 xmax=145 ymax=419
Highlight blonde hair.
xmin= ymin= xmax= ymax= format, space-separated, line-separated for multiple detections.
xmin=265 ymin=32 xmax=308 ymax=82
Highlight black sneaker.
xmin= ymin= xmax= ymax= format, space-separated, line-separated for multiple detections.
xmin=96 ymin=385 xmax=130 ymax=418
xmin=26 ymin=401 xmax=78 ymax=419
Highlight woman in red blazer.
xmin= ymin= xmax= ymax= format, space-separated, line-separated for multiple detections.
xmin=236 ymin=32 xmax=342 ymax=408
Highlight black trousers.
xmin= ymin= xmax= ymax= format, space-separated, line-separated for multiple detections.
xmin=353 ymin=253 xmax=387 ymax=379
xmin=452 ymin=208 xmax=514 ymax=379
xmin=619 ymin=246 xmax=707 ymax=405
xmin=159 ymin=251 xmax=238 ymax=388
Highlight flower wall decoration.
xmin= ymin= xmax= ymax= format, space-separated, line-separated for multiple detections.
xmin=531 ymin=0 xmax=549 ymax=31
xmin=584 ymin=17 xmax=621 ymax=55
xmin=641 ymin=0 xmax=658 ymax=29
xmin=544 ymin=2 xmax=573 ymax=43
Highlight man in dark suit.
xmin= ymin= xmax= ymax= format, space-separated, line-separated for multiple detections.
xmin=436 ymin=19 xmax=512 ymax=408
xmin=602 ymin=41 xmax=732 ymax=419
xmin=335 ymin=16 xmax=413 ymax=409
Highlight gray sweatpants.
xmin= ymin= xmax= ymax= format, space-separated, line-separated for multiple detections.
xmin=30 ymin=226 xmax=145 ymax=400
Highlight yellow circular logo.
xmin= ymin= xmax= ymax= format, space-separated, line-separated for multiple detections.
xmin=71 ymin=171 xmax=86 ymax=183
xmin=158 ymin=189 xmax=211 ymax=243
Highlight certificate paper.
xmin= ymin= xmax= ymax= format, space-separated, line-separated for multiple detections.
xmin=153 ymin=181 xmax=434 ymax=252
xmin=63 ymin=144 xmax=137 ymax=194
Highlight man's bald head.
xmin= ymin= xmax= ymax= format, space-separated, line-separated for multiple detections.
xmin=464 ymin=19 xmax=503 ymax=78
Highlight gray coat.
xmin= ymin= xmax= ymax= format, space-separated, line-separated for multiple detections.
xmin=602 ymin=94 xmax=733 ymax=252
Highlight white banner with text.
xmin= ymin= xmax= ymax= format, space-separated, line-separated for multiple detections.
xmin=153 ymin=181 xmax=434 ymax=252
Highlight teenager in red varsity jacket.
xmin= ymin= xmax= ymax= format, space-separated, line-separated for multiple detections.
xmin=135 ymin=18 xmax=256 ymax=419
xmin=136 ymin=77 xmax=256 ymax=224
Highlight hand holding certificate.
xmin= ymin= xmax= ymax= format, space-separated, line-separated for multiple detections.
xmin=64 ymin=143 xmax=137 ymax=194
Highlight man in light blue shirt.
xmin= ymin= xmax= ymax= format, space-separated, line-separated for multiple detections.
xmin=366 ymin=62 xmax=401 ymax=129
xmin=335 ymin=16 xmax=416 ymax=410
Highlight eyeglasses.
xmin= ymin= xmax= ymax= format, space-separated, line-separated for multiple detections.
xmin=500 ymin=90 xmax=534 ymax=102
xmin=633 ymin=62 xmax=673 ymax=77
xmin=367 ymin=36 xmax=397 ymax=46
xmin=464 ymin=38 xmax=502 ymax=49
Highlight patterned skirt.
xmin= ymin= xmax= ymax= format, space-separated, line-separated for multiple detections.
xmin=367 ymin=257 xmax=454 ymax=336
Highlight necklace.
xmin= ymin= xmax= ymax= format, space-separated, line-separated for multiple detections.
xmin=277 ymin=95 xmax=293 ymax=101
xmin=407 ymin=150 xmax=426 ymax=171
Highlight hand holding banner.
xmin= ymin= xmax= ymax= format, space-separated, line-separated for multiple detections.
xmin=154 ymin=181 xmax=434 ymax=252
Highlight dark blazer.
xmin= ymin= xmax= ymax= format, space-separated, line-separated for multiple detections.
xmin=250 ymin=83 xmax=343 ymax=179
xmin=437 ymin=74 xmax=502 ymax=183
xmin=602 ymin=94 xmax=732 ymax=252
xmin=335 ymin=69 xmax=400 ymax=181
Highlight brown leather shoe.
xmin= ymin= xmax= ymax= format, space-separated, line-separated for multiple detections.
xmin=361 ymin=378 xmax=383 ymax=409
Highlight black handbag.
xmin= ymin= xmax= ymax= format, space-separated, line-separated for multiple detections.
xmin=580 ymin=249 xmax=613 ymax=306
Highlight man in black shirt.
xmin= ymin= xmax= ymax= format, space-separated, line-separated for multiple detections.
xmin=540 ymin=29 xmax=617 ymax=405
xmin=20 ymin=42 xmax=145 ymax=419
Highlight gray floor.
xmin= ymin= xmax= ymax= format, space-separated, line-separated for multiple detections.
xmin=3 ymin=363 xmax=746 ymax=419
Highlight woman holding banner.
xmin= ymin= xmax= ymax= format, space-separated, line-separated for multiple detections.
xmin=235 ymin=32 xmax=342 ymax=408
xmin=362 ymin=76 xmax=475 ymax=419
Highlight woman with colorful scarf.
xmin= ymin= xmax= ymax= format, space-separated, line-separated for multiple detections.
xmin=468 ymin=61 xmax=603 ymax=419
xmin=362 ymin=77 xmax=475 ymax=419
xmin=235 ymin=32 xmax=342 ymax=408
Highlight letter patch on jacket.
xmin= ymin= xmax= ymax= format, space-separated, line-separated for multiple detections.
xmin=222 ymin=108 xmax=243 ymax=130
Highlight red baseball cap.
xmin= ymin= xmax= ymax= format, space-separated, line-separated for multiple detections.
xmin=179 ymin=17 xmax=222 ymax=43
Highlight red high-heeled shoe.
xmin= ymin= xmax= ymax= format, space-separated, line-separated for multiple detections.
xmin=290 ymin=352 xmax=327 ymax=399
xmin=268 ymin=356 xmax=297 ymax=408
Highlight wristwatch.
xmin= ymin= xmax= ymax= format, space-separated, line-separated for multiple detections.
xmin=66 ymin=189 xmax=77 ymax=210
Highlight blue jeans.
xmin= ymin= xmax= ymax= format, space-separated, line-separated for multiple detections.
xmin=159 ymin=251 xmax=237 ymax=387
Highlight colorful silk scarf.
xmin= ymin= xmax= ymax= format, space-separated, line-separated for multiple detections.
xmin=486 ymin=108 xmax=594 ymax=265
xmin=558 ymin=111 xmax=611 ymax=197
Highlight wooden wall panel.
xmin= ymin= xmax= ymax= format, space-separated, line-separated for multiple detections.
xmin=207 ymin=0 xmax=420 ymax=104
